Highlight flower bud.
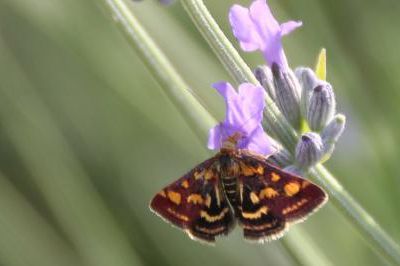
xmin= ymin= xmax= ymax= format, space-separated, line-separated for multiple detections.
xmin=321 ymin=114 xmax=346 ymax=158
xmin=254 ymin=65 xmax=276 ymax=101
xmin=295 ymin=132 xmax=323 ymax=170
xmin=267 ymin=147 xmax=293 ymax=168
xmin=295 ymin=67 xmax=319 ymax=117
xmin=307 ymin=83 xmax=336 ymax=131
xmin=272 ymin=63 xmax=302 ymax=129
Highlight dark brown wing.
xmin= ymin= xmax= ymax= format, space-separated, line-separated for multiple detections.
xmin=235 ymin=151 xmax=328 ymax=243
xmin=149 ymin=156 xmax=235 ymax=244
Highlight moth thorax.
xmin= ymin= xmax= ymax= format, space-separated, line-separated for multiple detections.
xmin=221 ymin=132 xmax=243 ymax=150
xmin=221 ymin=140 xmax=236 ymax=150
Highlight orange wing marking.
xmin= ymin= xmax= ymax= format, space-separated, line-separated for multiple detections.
xmin=284 ymin=182 xmax=300 ymax=197
xmin=282 ymin=199 xmax=309 ymax=215
xmin=187 ymin=194 xmax=203 ymax=204
xmin=259 ymin=187 xmax=279 ymax=199
xmin=167 ymin=191 xmax=181 ymax=205
xmin=167 ymin=208 xmax=189 ymax=221
xmin=242 ymin=206 xmax=268 ymax=219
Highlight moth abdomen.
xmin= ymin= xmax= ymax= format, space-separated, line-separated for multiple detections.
xmin=221 ymin=175 xmax=238 ymax=206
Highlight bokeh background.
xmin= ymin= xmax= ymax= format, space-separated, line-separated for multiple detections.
xmin=0 ymin=0 xmax=399 ymax=265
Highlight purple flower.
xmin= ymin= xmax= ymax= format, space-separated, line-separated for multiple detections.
xmin=229 ymin=0 xmax=302 ymax=70
xmin=207 ymin=82 xmax=276 ymax=156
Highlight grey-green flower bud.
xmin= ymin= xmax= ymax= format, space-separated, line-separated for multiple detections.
xmin=267 ymin=147 xmax=293 ymax=168
xmin=272 ymin=63 xmax=302 ymax=130
xmin=295 ymin=132 xmax=324 ymax=170
xmin=321 ymin=114 xmax=346 ymax=157
xmin=307 ymin=84 xmax=336 ymax=131
xmin=254 ymin=65 xmax=276 ymax=101
xmin=295 ymin=67 xmax=319 ymax=118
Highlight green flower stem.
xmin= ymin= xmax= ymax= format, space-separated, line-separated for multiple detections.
xmin=102 ymin=1 xmax=331 ymax=266
xmin=180 ymin=0 xmax=400 ymax=264
xmin=180 ymin=0 xmax=298 ymax=152
xmin=102 ymin=0 xmax=215 ymax=145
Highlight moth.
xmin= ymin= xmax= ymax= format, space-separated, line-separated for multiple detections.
xmin=150 ymin=133 xmax=328 ymax=244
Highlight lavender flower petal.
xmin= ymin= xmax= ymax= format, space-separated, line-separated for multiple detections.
xmin=245 ymin=126 xmax=276 ymax=155
xmin=280 ymin=21 xmax=303 ymax=36
xmin=229 ymin=5 xmax=260 ymax=51
xmin=208 ymin=81 xmax=275 ymax=155
xmin=229 ymin=0 xmax=301 ymax=69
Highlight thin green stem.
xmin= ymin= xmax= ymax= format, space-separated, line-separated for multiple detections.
xmin=179 ymin=0 xmax=400 ymax=265
xmin=102 ymin=0 xmax=215 ymax=145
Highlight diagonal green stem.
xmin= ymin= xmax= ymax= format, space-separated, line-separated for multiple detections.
xmin=179 ymin=0 xmax=400 ymax=265
xmin=101 ymin=1 xmax=331 ymax=266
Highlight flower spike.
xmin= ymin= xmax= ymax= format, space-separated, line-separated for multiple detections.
xmin=229 ymin=0 xmax=302 ymax=70
xmin=207 ymin=82 xmax=276 ymax=156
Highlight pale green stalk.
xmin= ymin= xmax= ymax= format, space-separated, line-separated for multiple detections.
xmin=179 ymin=0 xmax=400 ymax=264
xmin=101 ymin=1 xmax=331 ymax=265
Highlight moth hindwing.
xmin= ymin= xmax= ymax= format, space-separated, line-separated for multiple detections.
xmin=149 ymin=156 xmax=235 ymax=244
xmin=235 ymin=151 xmax=328 ymax=242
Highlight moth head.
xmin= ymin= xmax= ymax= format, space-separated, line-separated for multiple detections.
xmin=222 ymin=132 xmax=244 ymax=150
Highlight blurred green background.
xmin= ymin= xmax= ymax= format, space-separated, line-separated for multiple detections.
xmin=0 ymin=0 xmax=399 ymax=265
